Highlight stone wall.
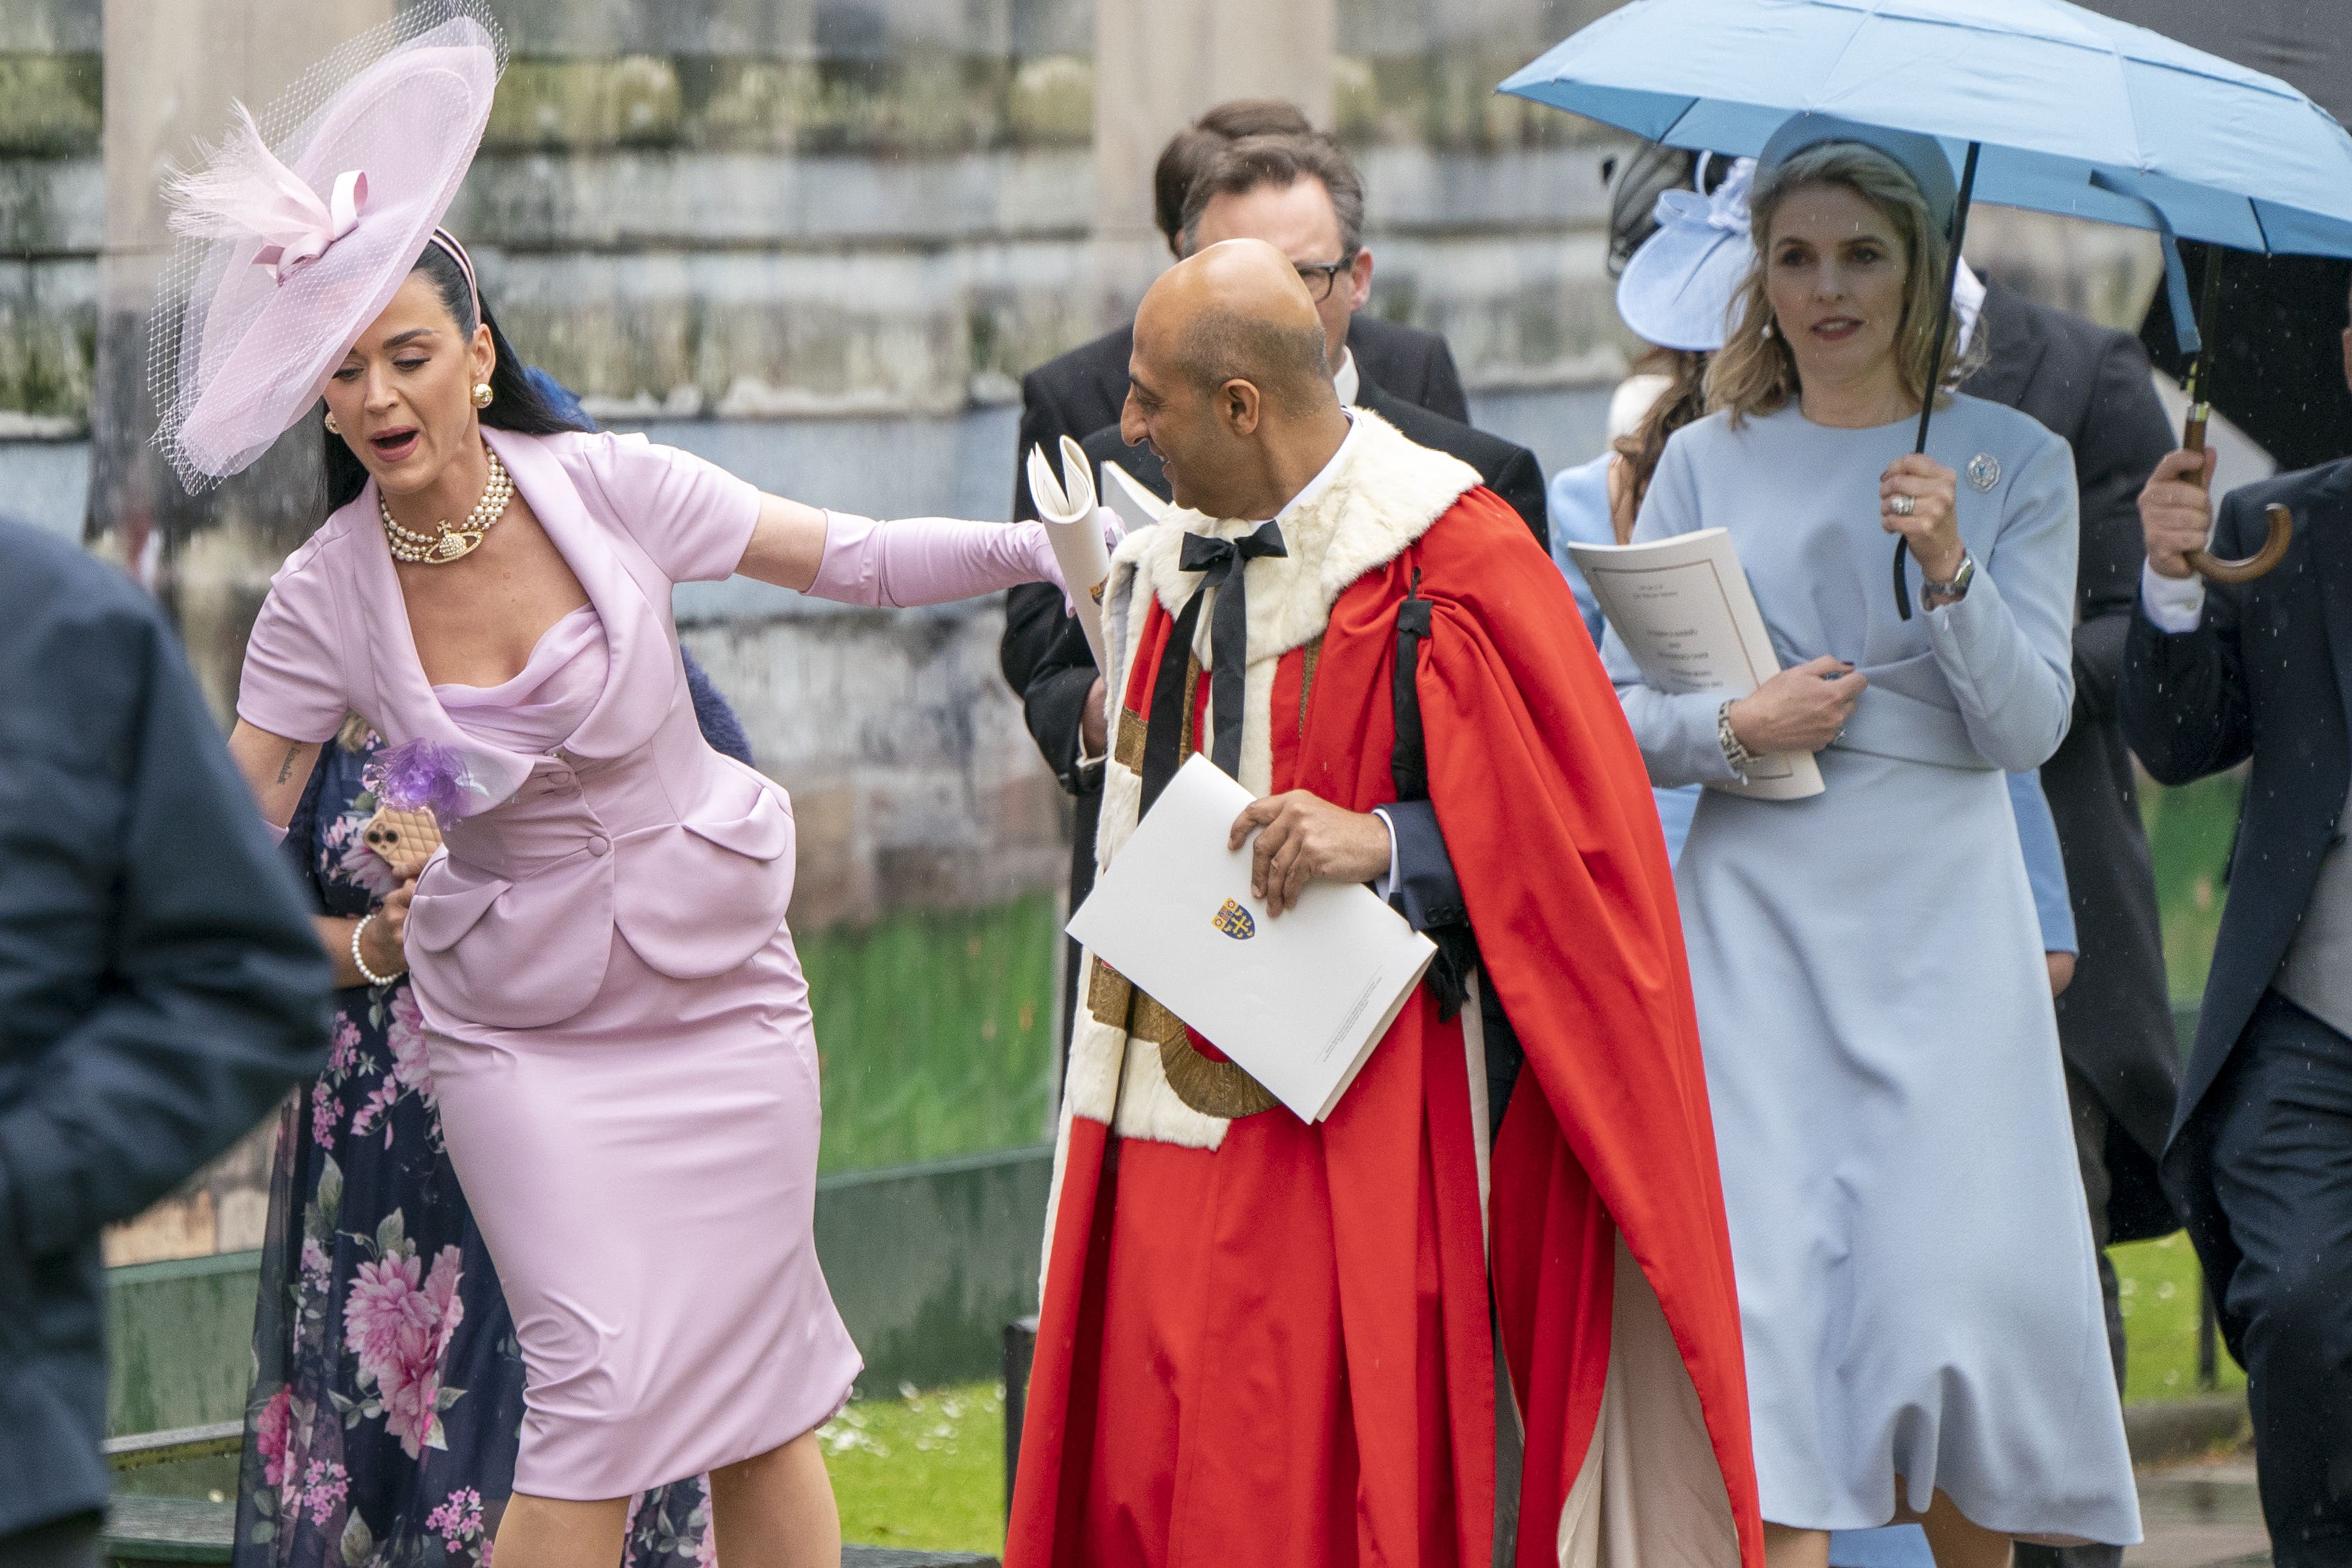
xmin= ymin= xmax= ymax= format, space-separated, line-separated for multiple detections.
xmin=0 ymin=0 xmax=98 ymax=437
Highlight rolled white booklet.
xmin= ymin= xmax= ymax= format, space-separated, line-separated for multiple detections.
xmin=1024 ymin=434 xmax=1117 ymax=673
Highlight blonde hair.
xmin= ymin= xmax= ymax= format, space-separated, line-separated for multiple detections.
xmin=1706 ymin=141 xmax=1984 ymax=426
xmin=1610 ymin=349 xmax=1710 ymax=540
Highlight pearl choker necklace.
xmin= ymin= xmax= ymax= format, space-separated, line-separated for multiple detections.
xmin=381 ymin=444 xmax=513 ymax=565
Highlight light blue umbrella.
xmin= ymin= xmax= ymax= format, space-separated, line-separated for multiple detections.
xmin=1502 ymin=0 xmax=2352 ymax=601
xmin=1500 ymin=0 xmax=2352 ymax=264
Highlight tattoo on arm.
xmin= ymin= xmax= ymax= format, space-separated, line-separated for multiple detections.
xmin=276 ymin=745 xmax=301 ymax=785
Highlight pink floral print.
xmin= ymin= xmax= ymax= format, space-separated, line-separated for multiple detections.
xmin=385 ymin=987 xmax=434 ymax=1104
xmin=343 ymin=1241 xmax=466 ymax=1459
xmin=255 ymin=1388 xmax=293 ymax=1489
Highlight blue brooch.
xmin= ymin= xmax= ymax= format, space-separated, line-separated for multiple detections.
xmin=1212 ymin=899 xmax=1257 ymax=940
xmin=1966 ymin=453 xmax=2002 ymax=492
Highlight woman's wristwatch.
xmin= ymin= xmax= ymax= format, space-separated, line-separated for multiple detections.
xmin=1920 ymin=550 xmax=1977 ymax=606
xmin=1717 ymin=700 xmax=1755 ymax=777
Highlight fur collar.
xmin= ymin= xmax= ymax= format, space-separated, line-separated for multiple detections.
xmin=1110 ymin=409 xmax=1479 ymax=668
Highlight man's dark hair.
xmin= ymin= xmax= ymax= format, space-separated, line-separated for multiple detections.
xmin=1179 ymin=133 xmax=1366 ymax=260
xmin=1173 ymin=304 xmax=1333 ymax=418
xmin=1152 ymin=100 xmax=1315 ymax=249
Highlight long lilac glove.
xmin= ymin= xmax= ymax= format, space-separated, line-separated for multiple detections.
xmin=806 ymin=511 xmax=1069 ymax=609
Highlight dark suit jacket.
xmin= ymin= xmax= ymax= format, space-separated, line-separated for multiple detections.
xmin=0 ymin=521 xmax=329 ymax=1535
xmin=2120 ymin=459 xmax=2352 ymax=1295
xmin=2123 ymin=460 xmax=2352 ymax=1129
xmin=1962 ymin=283 xmax=2183 ymax=1240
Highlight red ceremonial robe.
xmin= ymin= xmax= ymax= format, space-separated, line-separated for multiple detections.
xmin=1008 ymin=412 xmax=1762 ymax=1568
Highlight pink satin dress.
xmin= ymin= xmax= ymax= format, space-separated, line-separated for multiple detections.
xmin=426 ymin=605 xmax=854 ymax=1496
xmin=236 ymin=427 xmax=1058 ymax=1499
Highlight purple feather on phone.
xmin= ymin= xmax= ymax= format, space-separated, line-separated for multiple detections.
xmin=364 ymin=738 xmax=473 ymax=821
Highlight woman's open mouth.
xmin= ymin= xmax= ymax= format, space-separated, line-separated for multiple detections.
xmin=1810 ymin=317 xmax=1863 ymax=343
xmin=370 ymin=426 xmax=421 ymax=463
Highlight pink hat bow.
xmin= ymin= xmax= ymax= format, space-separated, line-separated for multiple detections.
xmin=251 ymin=166 xmax=369 ymax=283
xmin=166 ymin=104 xmax=371 ymax=284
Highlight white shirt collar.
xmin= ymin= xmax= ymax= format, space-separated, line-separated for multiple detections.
xmin=1200 ymin=412 xmax=1358 ymax=671
xmin=1333 ymin=346 xmax=1361 ymax=408
xmin=1247 ymin=409 xmax=1359 ymax=528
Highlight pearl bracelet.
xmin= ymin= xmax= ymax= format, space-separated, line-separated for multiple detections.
xmin=352 ymin=912 xmax=406 ymax=987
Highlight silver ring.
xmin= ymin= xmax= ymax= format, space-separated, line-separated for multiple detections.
xmin=1888 ymin=493 xmax=1916 ymax=517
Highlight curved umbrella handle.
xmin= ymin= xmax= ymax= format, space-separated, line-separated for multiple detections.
xmin=2187 ymin=503 xmax=2292 ymax=583
xmin=2179 ymin=407 xmax=2292 ymax=583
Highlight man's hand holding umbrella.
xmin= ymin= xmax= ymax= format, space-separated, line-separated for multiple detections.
xmin=2139 ymin=446 xmax=2222 ymax=581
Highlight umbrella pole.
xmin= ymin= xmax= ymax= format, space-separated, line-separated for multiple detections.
xmin=1895 ymin=140 xmax=1982 ymax=621
xmin=2177 ymin=242 xmax=2295 ymax=583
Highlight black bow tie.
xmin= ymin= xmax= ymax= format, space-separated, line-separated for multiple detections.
xmin=1177 ymin=522 xmax=1288 ymax=780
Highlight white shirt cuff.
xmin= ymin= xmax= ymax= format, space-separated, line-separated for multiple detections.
xmin=2140 ymin=562 xmax=2207 ymax=634
xmin=1371 ymin=806 xmax=1400 ymax=898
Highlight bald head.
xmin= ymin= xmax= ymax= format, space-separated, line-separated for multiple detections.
xmin=1138 ymin=240 xmax=1336 ymax=419
xmin=1122 ymin=239 xmax=1353 ymax=519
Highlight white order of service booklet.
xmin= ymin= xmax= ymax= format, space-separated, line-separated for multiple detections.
xmin=1564 ymin=528 xmax=1824 ymax=801
xmin=1067 ymin=755 xmax=1438 ymax=1123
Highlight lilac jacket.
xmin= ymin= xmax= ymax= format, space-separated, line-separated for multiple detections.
xmin=239 ymin=427 xmax=1048 ymax=1036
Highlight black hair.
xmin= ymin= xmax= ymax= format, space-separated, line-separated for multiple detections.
xmin=322 ymin=242 xmax=590 ymax=511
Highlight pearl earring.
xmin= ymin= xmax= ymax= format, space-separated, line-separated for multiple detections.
xmin=324 ymin=412 xmax=341 ymax=434
xmin=1762 ymin=319 xmax=1778 ymax=340
xmin=472 ymin=382 xmax=493 ymax=409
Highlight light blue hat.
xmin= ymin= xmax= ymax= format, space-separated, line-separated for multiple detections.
xmin=1754 ymin=113 xmax=1959 ymax=237
xmin=1614 ymin=155 xmax=1755 ymax=353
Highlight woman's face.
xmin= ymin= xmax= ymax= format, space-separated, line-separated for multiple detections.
xmin=321 ymin=270 xmax=495 ymax=498
xmin=1762 ymin=182 xmax=1911 ymax=393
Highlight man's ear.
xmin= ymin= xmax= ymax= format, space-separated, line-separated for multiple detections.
xmin=1221 ymin=378 xmax=1264 ymax=437
xmin=1347 ymin=248 xmax=1374 ymax=314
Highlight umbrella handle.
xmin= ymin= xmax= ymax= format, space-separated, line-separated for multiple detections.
xmin=2186 ymin=503 xmax=2292 ymax=584
xmin=2179 ymin=413 xmax=2293 ymax=583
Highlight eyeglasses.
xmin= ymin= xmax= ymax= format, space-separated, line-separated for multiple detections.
xmin=1294 ymin=256 xmax=1357 ymax=303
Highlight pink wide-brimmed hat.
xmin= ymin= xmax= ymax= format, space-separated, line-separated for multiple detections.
xmin=150 ymin=0 xmax=505 ymax=492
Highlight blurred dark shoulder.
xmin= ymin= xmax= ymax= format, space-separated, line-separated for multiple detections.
xmin=0 ymin=519 xmax=173 ymax=776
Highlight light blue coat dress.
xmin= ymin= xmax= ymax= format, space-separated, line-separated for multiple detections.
xmin=1604 ymin=397 xmax=2138 ymax=1543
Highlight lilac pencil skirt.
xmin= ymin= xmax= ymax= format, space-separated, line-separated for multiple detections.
xmin=423 ymin=919 xmax=860 ymax=1499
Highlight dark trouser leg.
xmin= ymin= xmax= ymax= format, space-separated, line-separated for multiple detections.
xmin=2206 ymin=992 xmax=2352 ymax=1568
xmin=1494 ymin=1308 xmax=1522 ymax=1567
xmin=0 ymin=1514 xmax=103 ymax=1568
xmin=2014 ymin=1063 xmax=2124 ymax=1568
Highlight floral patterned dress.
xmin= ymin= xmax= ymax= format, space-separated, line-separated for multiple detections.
xmin=231 ymin=734 xmax=716 ymax=1568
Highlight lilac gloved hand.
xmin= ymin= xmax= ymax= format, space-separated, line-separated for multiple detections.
xmin=805 ymin=512 xmax=1066 ymax=609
